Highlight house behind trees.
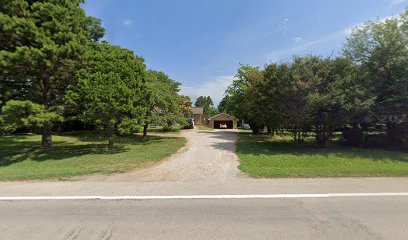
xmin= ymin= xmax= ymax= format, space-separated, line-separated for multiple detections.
xmin=191 ymin=107 xmax=204 ymax=125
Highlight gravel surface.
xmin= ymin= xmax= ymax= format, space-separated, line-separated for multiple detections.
xmin=86 ymin=128 xmax=245 ymax=182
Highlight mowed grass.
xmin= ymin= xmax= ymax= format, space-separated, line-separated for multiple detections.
xmin=237 ymin=133 xmax=408 ymax=178
xmin=0 ymin=132 xmax=186 ymax=181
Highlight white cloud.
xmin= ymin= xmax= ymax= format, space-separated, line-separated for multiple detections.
xmin=389 ymin=0 xmax=408 ymax=7
xmin=293 ymin=37 xmax=304 ymax=43
xmin=123 ymin=20 xmax=133 ymax=26
xmin=180 ymin=76 xmax=234 ymax=106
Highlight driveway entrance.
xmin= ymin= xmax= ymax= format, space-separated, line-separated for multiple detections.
xmin=101 ymin=129 xmax=241 ymax=182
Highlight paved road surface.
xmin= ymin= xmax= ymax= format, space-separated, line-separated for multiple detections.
xmin=1 ymin=129 xmax=408 ymax=239
xmin=1 ymin=197 xmax=408 ymax=240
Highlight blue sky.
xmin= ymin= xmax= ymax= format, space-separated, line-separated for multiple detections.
xmin=83 ymin=0 xmax=408 ymax=105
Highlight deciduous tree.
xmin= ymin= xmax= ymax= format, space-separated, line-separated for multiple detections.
xmin=344 ymin=10 xmax=408 ymax=145
xmin=195 ymin=96 xmax=215 ymax=120
xmin=142 ymin=70 xmax=185 ymax=139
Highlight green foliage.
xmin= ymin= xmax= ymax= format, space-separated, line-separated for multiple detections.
xmin=195 ymin=96 xmax=216 ymax=119
xmin=344 ymin=10 xmax=408 ymax=144
xmin=224 ymin=10 xmax=408 ymax=147
xmin=0 ymin=1 xmax=186 ymax=149
xmin=0 ymin=0 xmax=91 ymax=148
xmin=207 ymin=105 xmax=218 ymax=118
xmin=0 ymin=100 xmax=62 ymax=133
xmin=344 ymin=14 xmax=408 ymax=112
xmin=225 ymin=56 xmax=375 ymax=145
xmin=290 ymin=56 xmax=374 ymax=145
xmin=66 ymin=43 xmax=147 ymax=147
xmin=142 ymin=70 xmax=186 ymax=136
xmin=86 ymin=16 xmax=105 ymax=41
xmin=220 ymin=64 xmax=261 ymax=120
xmin=220 ymin=11 xmax=408 ymax=147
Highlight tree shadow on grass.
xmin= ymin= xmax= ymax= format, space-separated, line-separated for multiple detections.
xmin=0 ymin=141 xmax=128 ymax=168
xmin=62 ymin=131 xmax=178 ymax=145
xmin=237 ymin=134 xmax=408 ymax=163
xmin=0 ymin=133 xmax=181 ymax=168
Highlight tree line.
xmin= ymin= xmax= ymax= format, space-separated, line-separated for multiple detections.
xmin=0 ymin=0 xmax=192 ymax=148
xmin=219 ymin=10 xmax=408 ymax=148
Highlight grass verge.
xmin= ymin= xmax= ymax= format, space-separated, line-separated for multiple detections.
xmin=237 ymin=132 xmax=408 ymax=178
xmin=0 ymin=132 xmax=186 ymax=181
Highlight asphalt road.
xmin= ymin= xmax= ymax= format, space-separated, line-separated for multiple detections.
xmin=1 ymin=197 xmax=408 ymax=240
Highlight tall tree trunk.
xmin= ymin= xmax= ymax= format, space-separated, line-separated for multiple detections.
xmin=297 ymin=132 xmax=302 ymax=144
xmin=142 ymin=107 xmax=153 ymax=140
xmin=108 ymin=136 xmax=114 ymax=149
xmin=107 ymin=122 xmax=116 ymax=149
xmin=293 ymin=129 xmax=298 ymax=143
xmin=41 ymin=122 xmax=53 ymax=149
xmin=316 ymin=124 xmax=329 ymax=147
xmin=40 ymin=77 xmax=53 ymax=149
xmin=142 ymin=123 xmax=149 ymax=140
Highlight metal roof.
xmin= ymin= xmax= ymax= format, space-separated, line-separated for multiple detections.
xmin=208 ymin=113 xmax=237 ymax=120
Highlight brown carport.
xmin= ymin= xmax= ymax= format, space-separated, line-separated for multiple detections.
xmin=208 ymin=113 xmax=238 ymax=129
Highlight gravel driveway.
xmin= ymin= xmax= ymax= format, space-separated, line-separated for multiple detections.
xmin=95 ymin=128 xmax=244 ymax=182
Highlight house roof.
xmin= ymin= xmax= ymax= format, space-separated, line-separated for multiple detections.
xmin=208 ymin=113 xmax=237 ymax=120
xmin=191 ymin=107 xmax=204 ymax=115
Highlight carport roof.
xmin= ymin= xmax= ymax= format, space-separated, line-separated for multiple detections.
xmin=208 ymin=113 xmax=237 ymax=120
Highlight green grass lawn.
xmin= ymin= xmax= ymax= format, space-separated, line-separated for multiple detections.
xmin=237 ymin=133 xmax=408 ymax=178
xmin=0 ymin=132 xmax=186 ymax=181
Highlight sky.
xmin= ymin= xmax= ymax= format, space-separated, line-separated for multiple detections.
xmin=82 ymin=0 xmax=408 ymax=105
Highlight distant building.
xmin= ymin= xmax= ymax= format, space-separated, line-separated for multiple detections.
xmin=191 ymin=107 xmax=204 ymax=125
xmin=207 ymin=113 xmax=238 ymax=129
